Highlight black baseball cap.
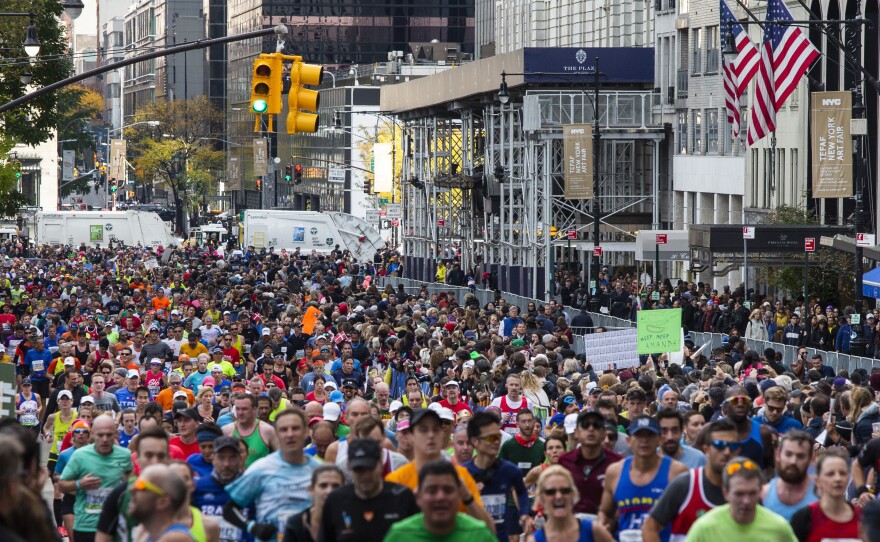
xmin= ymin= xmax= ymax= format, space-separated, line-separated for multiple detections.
xmin=348 ymin=438 xmax=382 ymax=469
xmin=213 ymin=436 xmax=241 ymax=454
xmin=409 ymin=408 xmax=442 ymax=428
xmin=175 ymin=408 xmax=200 ymax=421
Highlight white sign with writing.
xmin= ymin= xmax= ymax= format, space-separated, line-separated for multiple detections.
xmin=328 ymin=167 xmax=345 ymax=183
xmin=581 ymin=328 xmax=639 ymax=371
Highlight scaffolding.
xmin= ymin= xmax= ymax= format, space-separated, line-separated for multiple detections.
xmin=400 ymin=89 xmax=665 ymax=299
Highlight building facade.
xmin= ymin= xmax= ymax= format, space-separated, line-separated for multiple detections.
xmin=226 ymin=0 xmax=476 ymax=211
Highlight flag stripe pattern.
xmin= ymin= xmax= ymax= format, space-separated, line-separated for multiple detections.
xmin=720 ymin=0 xmax=758 ymax=137
xmin=747 ymin=0 xmax=819 ymax=146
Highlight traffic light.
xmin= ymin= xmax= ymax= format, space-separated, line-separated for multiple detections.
xmin=284 ymin=164 xmax=292 ymax=183
xmin=255 ymin=179 xmax=262 ymax=192
xmin=364 ymin=178 xmax=372 ymax=194
xmin=287 ymin=56 xmax=323 ymax=134
xmin=550 ymin=226 xmax=558 ymax=238
xmin=294 ymin=164 xmax=303 ymax=184
xmin=110 ymin=180 xmax=117 ymax=193
xmin=250 ymin=53 xmax=283 ymax=131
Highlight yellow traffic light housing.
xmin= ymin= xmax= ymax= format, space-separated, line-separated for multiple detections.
xmin=287 ymin=56 xmax=324 ymax=134
xmin=250 ymin=53 xmax=283 ymax=132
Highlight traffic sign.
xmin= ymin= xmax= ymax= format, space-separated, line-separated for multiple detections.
xmin=568 ymin=230 xmax=577 ymax=240
xmin=386 ymin=203 xmax=402 ymax=219
xmin=857 ymin=233 xmax=876 ymax=247
xmin=437 ymin=219 xmax=446 ymax=227
xmin=391 ymin=219 xmax=399 ymax=227
xmin=656 ymin=233 xmax=668 ymax=244
xmin=743 ymin=227 xmax=755 ymax=240
xmin=365 ymin=210 xmax=380 ymax=225
xmin=328 ymin=167 xmax=345 ymax=183
xmin=593 ymin=246 xmax=603 ymax=257
xmin=804 ymin=238 xmax=816 ymax=252
xmin=379 ymin=209 xmax=387 ymax=217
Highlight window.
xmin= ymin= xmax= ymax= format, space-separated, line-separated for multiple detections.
xmin=679 ymin=0 xmax=689 ymax=14
xmin=751 ymin=149 xmax=759 ymax=206
xmin=706 ymin=26 xmax=719 ymax=73
xmin=763 ymin=149 xmax=772 ymax=207
xmin=777 ymin=148 xmax=786 ymax=200
xmin=692 ymin=28 xmax=703 ymax=74
xmin=707 ymin=109 xmax=719 ymax=154
xmin=678 ymin=111 xmax=689 ymax=154
xmin=693 ymin=110 xmax=703 ymax=154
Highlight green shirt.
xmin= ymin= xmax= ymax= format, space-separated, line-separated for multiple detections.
xmin=498 ymin=437 xmax=545 ymax=478
xmin=685 ymin=504 xmax=797 ymax=542
xmin=382 ymin=513 xmax=496 ymax=542
xmin=60 ymin=444 xmax=133 ymax=532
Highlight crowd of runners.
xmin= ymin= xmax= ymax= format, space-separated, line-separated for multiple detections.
xmin=2 ymin=240 xmax=880 ymax=542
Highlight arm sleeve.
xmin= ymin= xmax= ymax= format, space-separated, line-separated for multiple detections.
xmin=789 ymin=505 xmax=811 ymax=542
xmin=648 ymin=471 xmax=691 ymax=525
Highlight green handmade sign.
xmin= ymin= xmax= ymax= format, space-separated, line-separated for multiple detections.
xmin=637 ymin=308 xmax=682 ymax=354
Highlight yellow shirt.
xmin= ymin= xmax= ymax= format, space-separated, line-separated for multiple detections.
xmin=386 ymin=461 xmax=484 ymax=512
xmin=179 ymin=342 xmax=209 ymax=359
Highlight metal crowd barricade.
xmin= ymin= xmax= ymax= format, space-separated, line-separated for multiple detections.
xmin=375 ymin=277 xmax=879 ymax=374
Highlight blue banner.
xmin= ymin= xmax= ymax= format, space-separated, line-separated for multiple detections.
xmin=523 ymin=47 xmax=655 ymax=85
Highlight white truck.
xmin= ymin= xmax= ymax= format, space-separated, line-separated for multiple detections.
xmin=242 ymin=210 xmax=385 ymax=261
xmin=35 ymin=210 xmax=180 ymax=248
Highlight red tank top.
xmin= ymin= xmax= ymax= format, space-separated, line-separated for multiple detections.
xmin=500 ymin=395 xmax=529 ymax=430
xmin=806 ymin=501 xmax=860 ymax=542
xmin=670 ymin=468 xmax=716 ymax=541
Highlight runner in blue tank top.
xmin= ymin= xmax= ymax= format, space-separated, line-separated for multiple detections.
xmin=599 ymin=416 xmax=687 ymax=541
xmin=725 ymin=386 xmax=773 ymax=469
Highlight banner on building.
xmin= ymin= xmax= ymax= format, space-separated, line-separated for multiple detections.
xmin=810 ymin=91 xmax=852 ymax=198
xmin=109 ymin=139 xmax=127 ymax=181
xmin=253 ymin=138 xmax=268 ymax=177
xmin=373 ymin=143 xmax=393 ymax=193
xmin=563 ymin=124 xmax=593 ymax=199
xmin=226 ymin=155 xmax=241 ymax=191
xmin=62 ymin=150 xmax=75 ymax=182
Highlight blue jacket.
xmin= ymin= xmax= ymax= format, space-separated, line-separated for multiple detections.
xmin=836 ymin=324 xmax=853 ymax=353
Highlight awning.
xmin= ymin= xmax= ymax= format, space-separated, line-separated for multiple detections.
xmin=863 ymin=267 xmax=880 ymax=299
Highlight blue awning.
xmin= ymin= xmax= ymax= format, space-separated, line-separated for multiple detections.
xmin=863 ymin=267 xmax=880 ymax=299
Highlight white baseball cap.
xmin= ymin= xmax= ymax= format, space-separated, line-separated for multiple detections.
xmin=323 ymin=402 xmax=341 ymax=422
xmin=80 ymin=395 xmax=95 ymax=404
xmin=127 ymin=369 xmax=140 ymax=379
xmin=63 ymin=356 xmax=76 ymax=366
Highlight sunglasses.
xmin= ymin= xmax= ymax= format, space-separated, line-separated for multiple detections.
xmin=542 ymin=487 xmax=574 ymax=496
xmin=725 ymin=396 xmax=752 ymax=407
xmin=73 ymin=428 xmax=90 ymax=435
xmin=579 ymin=420 xmax=605 ymax=430
xmin=132 ymin=477 xmax=166 ymax=497
xmin=477 ymin=434 xmax=502 ymax=444
xmin=726 ymin=459 xmax=758 ymax=476
xmin=710 ymin=440 xmax=741 ymax=452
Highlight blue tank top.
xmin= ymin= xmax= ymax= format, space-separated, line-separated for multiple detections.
xmin=762 ymin=477 xmax=818 ymax=521
xmin=737 ymin=418 xmax=765 ymax=467
xmin=147 ymin=524 xmax=193 ymax=542
xmin=613 ymin=456 xmax=672 ymax=541
xmin=535 ymin=519 xmax=595 ymax=542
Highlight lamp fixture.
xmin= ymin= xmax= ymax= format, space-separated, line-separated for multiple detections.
xmin=722 ymin=28 xmax=738 ymax=64
xmin=23 ymin=14 xmax=40 ymax=58
xmin=497 ymin=72 xmax=510 ymax=104
xmin=20 ymin=71 xmax=32 ymax=85
xmin=62 ymin=0 xmax=85 ymax=20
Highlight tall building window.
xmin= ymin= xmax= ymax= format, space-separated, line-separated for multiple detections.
xmin=706 ymin=26 xmax=719 ymax=73
xmin=678 ymin=111 xmax=689 ymax=154
xmin=693 ymin=110 xmax=703 ymax=154
xmin=706 ymin=109 xmax=719 ymax=154
xmin=692 ymin=28 xmax=703 ymax=74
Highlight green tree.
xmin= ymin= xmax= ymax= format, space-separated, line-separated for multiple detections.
xmin=759 ymin=204 xmax=854 ymax=306
xmin=0 ymin=0 xmax=75 ymax=144
xmin=128 ymin=97 xmax=224 ymax=233
xmin=57 ymin=85 xmax=105 ymax=199
xmin=0 ymin=137 xmax=31 ymax=217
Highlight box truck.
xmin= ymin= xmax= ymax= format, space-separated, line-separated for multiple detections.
xmin=35 ymin=210 xmax=180 ymax=248
xmin=242 ymin=210 xmax=385 ymax=261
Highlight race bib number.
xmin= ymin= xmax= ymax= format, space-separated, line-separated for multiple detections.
xmin=482 ymin=494 xmax=506 ymax=523
xmin=295 ymin=350 xmax=305 ymax=358
xmin=85 ymin=487 xmax=112 ymax=514
xmin=32 ymin=359 xmax=44 ymax=372
xmin=518 ymin=462 xmax=533 ymax=470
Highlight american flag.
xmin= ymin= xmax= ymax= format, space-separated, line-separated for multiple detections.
xmin=720 ymin=0 xmax=758 ymax=137
xmin=747 ymin=0 xmax=819 ymax=146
